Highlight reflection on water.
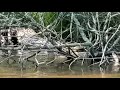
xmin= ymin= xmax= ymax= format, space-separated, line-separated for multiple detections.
xmin=0 ymin=60 xmax=120 ymax=78
xmin=0 ymin=51 xmax=120 ymax=78
xmin=0 ymin=67 xmax=120 ymax=78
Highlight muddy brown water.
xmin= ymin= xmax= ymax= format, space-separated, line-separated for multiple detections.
xmin=0 ymin=65 xmax=120 ymax=78
xmin=0 ymin=51 xmax=120 ymax=78
xmin=0 ymin=61 xmax=119 ymax=78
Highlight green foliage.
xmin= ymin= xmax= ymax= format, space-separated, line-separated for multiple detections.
xmin=43 ymin=12 xmax=59 ymax=26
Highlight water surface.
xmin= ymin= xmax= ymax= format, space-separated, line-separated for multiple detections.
xmin=0 ymin=50 xmax=119 ymax=78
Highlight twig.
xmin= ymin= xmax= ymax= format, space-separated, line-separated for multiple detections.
xmin=35 ymin=52 xmax=46 ymax=65
xmin=108 ymin=35 xmax=120 ymax=51
xmin=88 ymin=61 xmax=100 ymax=67
xmin=46 ymin=59 xmax=55 ymax=65
xmin=69 ymin=47 xmax=78 ymax=57
xmin=70 ymin=12 xmax=74 ymax=42
xmin=69 ymin=57 xmax=78 ymax=71
xmin=0 ymin=55 xmax=14 ymax=64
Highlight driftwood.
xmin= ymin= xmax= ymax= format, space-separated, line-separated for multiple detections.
xmin=0 ymin=42 xmax=91 ymax=50
xmin=94 ymin=51 xmax=120 ymax=57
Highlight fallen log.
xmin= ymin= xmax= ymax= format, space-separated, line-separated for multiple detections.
xmin=0 ymin=42 xmax=91 ymax=50
xmin=94 ymin=51 xmax=120 ymax=57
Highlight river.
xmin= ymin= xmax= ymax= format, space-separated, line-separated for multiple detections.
xmin=0 ymin=50 xmax=119 ymax=78
xmin=0 ymin=59 xmax=119 ymax=78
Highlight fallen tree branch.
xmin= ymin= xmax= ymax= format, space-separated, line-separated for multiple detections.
xmin=0 ymin=42 xmax=92 ymax=50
